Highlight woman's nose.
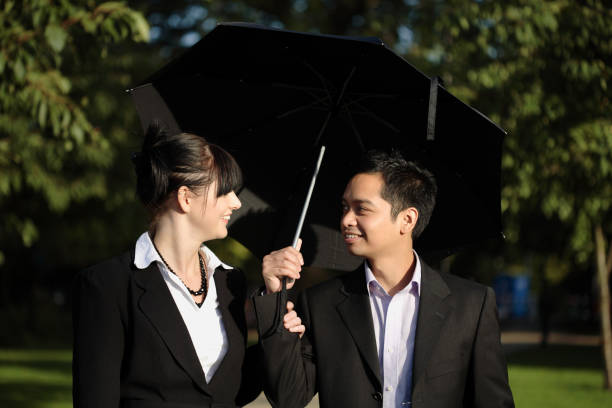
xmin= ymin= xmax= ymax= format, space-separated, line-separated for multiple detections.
xmin=230 ymin=191 xmax=241 ymax=209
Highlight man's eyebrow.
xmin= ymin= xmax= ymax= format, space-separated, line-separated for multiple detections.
xmin=356 ymin=199 xmax=375 ymax=205
xmin=342 ymin=198 xmax=375 ymax=205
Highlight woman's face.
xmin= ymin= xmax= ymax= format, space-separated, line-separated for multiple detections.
xmin=190 ymin=180 xmax=241 ymax=242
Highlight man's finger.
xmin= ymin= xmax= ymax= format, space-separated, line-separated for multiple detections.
xmin=284 ymin=317 xmax=302 ymax=328
xmin=288 ymin=325 xmax=305 ymax=336
xmin=295 ymin=239 xmax=304 ymax=265
xmin=284 ymin=311 xmax=297 ymax=322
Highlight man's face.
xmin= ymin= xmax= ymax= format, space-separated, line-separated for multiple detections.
xmin=340 ymin=172 xmax=406 ymax=259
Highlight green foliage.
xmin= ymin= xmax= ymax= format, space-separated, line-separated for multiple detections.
xmin=0 ymin=0 xmax=149 ymax=262
xmin=408 ymin=0 xmax=612 ymax=264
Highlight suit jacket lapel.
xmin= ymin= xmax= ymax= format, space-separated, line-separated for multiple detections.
xmin=206 ymin=267 xmax=241 ymax=389
xmin=336 ymin=267 xmax=382 ymax=388
xmin=132 ymin=255 xmax=209 ymax=394
xmin=412 ymin=262 xmax=453 ymax=389
xmin=212 ymin=266 xmax=236 ymax=350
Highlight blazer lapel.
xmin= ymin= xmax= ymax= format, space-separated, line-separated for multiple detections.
xmin=132 ymin=257 xmax=209 ymax=394
xmin=412 ymin=263 xmax=453 ymax=389
xmin=336 ymin=267 xmax=382 ymax=388
xmin=206 ymin=267 xmax=241 ymax=389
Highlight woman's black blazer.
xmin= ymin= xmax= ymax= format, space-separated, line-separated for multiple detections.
xmin=72 ymin=250 xmax=262 ymax=408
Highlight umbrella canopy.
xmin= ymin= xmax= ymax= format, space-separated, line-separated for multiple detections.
xmin=129 ymin=22 xmax=505 ymax=270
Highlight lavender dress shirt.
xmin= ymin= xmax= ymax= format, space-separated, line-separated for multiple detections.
xmin=365 ymin=253 xmax=421 ymax=408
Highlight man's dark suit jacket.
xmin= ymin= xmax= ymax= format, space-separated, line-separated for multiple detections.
xmin=72 ymin=250 xmax=261 ymax=408
xmin=253 ymin=261 xmax=514 ymax=408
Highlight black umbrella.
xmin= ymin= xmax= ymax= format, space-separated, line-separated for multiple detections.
xmin=129 ymin=22 xmax=504 ymax=271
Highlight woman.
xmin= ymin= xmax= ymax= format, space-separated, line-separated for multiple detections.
xmin=72 ymin=124 xmax=304 ymax=408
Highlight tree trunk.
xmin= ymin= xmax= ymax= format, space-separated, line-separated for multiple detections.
xmin=595 ymin=225 xmax=612 ymax=389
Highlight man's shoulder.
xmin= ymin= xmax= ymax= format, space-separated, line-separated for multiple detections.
xmin=302 ymin=273 xmax=346 ymax=296
xmin=301 ymin=268 xmax=362 ymax=299
xmin=442 ymin=271 xmax=487 ymax=292
xmin=423 ymin=262 xmax=491 ymax=300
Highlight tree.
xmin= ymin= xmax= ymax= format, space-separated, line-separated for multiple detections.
xmin=0 ymin=0 xmax=148 ymax=258
xmin=0 ymin=0 xmax=150 ymax=341
xmin=406 ymin=0 xmax=612 ymax=389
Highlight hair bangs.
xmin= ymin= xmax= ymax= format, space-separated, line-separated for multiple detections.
xmin=209 ymin=144 xmax=243 ymax=197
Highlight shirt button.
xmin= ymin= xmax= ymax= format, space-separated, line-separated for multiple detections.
xmin=385 ymin=385 xmax=393 ymax=391
xmin=387 ymin=347 xmax=393 ymax=353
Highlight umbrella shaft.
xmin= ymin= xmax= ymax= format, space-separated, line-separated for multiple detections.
xmin=292 ymin=145 xmax=326 ymax=248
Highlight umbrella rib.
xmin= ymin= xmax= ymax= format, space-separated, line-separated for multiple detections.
xmin=341 ymin=93 xmax=399 ymax=108
xmin=312 ymin=111 xmax=334 ymax=148
xmin=313 ymin=65 xmax=358 ymax=147
xmin=271 ymin=82 xmax=333 ymax=112
xmin=341 ymin=107 xmax=366 ymax=152
xmin=272 ymin=84 xmax=398 ymax=103
xmin=335 ymin=66 xmax=357 ymax=108
xmin=272 ymin=82 xmax=331 ymax=95
xmin=348 ymin=100 xmax=401 ymax=133
xmin=276 ymin=98 xmax=332 ymax=119
xmin=301 ymin=60 xmax=336 ymax=103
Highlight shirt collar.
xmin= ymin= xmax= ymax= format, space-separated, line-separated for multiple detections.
xmin=364 ymin=251 xmax=422 ymax=297
xmin=133 ymin=232 xmax=233 ymax=273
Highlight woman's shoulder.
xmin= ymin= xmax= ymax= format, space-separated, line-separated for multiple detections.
xmin=76 ymin=251 xmax=134 ymax=289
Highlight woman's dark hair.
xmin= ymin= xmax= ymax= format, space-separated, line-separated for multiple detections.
xmin=355 ymin=150 xmax=437 ymax=239
xmin=132 ymin=123 xmax=242 ymax=222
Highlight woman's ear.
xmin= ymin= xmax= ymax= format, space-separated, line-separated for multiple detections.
xmin=400 ymin=207 xmax=419 ymax=236
xmin=176 ymin=186 xmax=191 ymax=213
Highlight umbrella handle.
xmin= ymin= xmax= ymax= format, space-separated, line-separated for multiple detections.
xmin=273 ymin=277 xmax=289 ymax=334
xmin=260 ymin=277 xmax=290 ymax=337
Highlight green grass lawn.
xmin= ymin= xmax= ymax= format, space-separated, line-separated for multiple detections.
xmin=0 ymin=345 xmax=611 ymax=407
xmin=0 ymin=349 xmax=72 ymax=408
xmin=508 ymin=345 xmax=612 ymax=407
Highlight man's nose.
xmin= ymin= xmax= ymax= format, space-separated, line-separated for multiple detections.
xmin=341 ymin=210 xmax=356 ymax=228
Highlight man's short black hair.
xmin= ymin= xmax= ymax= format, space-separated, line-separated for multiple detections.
xmin=355 ymin=150 xmax=437 ymax=239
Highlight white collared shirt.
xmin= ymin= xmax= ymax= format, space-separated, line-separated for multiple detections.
xmin=134 ymin=232 xmax=230 ymax=383
xmin=365 ymin=252 xmax=422 ymax=408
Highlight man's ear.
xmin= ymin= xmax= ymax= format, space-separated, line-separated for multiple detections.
xmin=176 ymin=186 xmax=191 ymax=213
xmin=400 ymin=207 xmax=419 ymax=235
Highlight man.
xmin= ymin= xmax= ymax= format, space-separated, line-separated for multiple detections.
xmin=253 ymin=150 xmax=514 ymax=408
